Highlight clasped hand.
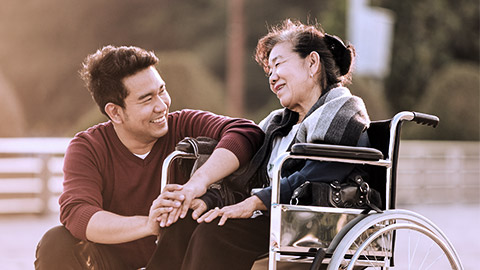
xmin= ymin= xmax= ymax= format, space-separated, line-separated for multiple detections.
xmin=154 ymin=185 xmax=264 ymax=227
xmin=156 ymin=182 xmax=206 ymax=227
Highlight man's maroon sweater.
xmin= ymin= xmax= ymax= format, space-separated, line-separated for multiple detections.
xmin=59 ymin=109 xmax=264 ymax=269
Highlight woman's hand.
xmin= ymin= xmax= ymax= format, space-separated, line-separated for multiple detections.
xmin=197 ymin=196 xmax=266 ymax=226
xmin=190 ymin=198 xmax=208 ymax=220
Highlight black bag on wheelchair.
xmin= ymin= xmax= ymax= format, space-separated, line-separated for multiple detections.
xmin=290 ymin=171 xmax=382 ymax=212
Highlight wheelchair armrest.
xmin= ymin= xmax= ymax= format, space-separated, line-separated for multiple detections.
xmin=291 ymin=143 xmax=384 ymax=161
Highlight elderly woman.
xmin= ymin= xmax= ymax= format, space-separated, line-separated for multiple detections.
xmin=148 ymin=19 xmax=370 ymax=270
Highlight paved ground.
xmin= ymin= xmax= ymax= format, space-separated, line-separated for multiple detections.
xmin=0 ymin=203 xmax=478 ymax=269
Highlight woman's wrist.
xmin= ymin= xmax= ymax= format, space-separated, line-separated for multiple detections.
xmin=247 ymin=195 xmax=267 ymax=211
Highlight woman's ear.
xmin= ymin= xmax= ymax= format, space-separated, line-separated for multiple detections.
xmin=105 ymin=102 xmax=124 ymax=124
xmin=307 ymin=51 xmax=321 ymax=75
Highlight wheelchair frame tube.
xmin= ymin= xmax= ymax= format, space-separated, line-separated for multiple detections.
xmin=385 ymin=112 xmax=415 ymax=210
xmin=160 ymin=150 xmax=198 ymax=192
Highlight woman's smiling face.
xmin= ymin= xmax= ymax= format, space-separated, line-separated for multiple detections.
xmin=267 ymin=42 xmax=319 ymax=118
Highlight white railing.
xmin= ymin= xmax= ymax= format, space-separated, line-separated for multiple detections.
xmin=0 ymin=138 xmax=71 ymax=214
xmin=0 ymin=138 xmax=478 ymax=214
xmin=397 ymin=140 xmax=480 ymax=205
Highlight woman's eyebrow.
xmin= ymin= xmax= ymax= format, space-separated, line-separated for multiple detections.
xmin=270 ymin=56 xmax=280 ymax=64
xmin=268 ymin=55 xmax=282 ymax=67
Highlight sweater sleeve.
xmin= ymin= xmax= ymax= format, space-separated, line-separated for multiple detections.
xmin=175 ymin=110 xmax=264 ymax=167
xmin=199 ymin=189 xmax=223 ymax=210
xmin=59 ymin=135 xmax=104 ymax=240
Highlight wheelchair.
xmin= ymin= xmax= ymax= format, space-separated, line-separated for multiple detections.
xmin=160 ymin=111 xmax=464 ymax=270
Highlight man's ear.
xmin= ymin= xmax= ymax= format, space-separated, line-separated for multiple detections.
xmin=307 ymin=51 xmax=321 ymax=75
xmin=105 ymin=103 xmax=124 ymax=124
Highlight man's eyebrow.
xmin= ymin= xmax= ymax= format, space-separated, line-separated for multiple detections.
xmin=137 ymin=84 xmax=165 ymax=101
xmin=138 ymin=92 xmax=153 ymax=101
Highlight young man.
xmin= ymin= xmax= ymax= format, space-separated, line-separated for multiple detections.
xmin=34 ymin=45 xmax=264 ymax=269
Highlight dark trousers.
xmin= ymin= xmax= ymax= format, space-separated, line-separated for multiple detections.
xmin=34 ymin=226 xmax=129 ymax=270
xmin=146 ymin=211 xmax=270 ymax=270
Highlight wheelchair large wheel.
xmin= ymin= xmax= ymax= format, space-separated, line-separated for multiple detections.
xmin=327 ymin=209 xmax=463 ymax=270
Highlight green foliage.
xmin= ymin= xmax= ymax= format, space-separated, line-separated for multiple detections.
xmin=404 ymin=62 xmax=480 ymax=141
xmin=0 ymin=0 xmax=477 ymax=141
xmin=376 ymin=0 xmax=480 ymax=112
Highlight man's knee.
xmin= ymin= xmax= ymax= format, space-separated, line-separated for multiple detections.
xmin=190 ymin=218 xmax=270 ymax=254
xmin=37 ymin=225 xmax=79 ymax=252
xmin=188 ymin=220 xmax=234 ymax=249
xmin=35 ymin=226 xmax=80 ymax=269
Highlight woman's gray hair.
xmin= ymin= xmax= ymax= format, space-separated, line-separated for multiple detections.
xmin=255 ymin=19 xmax=355 ymax=89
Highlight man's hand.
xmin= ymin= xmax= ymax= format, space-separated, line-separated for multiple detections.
xmin=160 ymin=148 xmax=240 ymax=227
xmin=197 ymin=196 xmax=267 ymax=226
xmin=151 ymin=184 xmax=184 ymax=232
xmin=86 ymin=185 xmax=184 ymax=244
xmin=162 ymin=181 xmax=206 ymax=227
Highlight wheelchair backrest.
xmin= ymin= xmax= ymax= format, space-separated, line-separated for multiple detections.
xmin=367 ymin=118 xmax=405 ymax=210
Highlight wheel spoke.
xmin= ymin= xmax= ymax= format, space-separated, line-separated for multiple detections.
xmin=409 ymin=230 xmax=420 ymax=268
xmin=327 ymin=210 xmax=462 ymax=270
xmin=424 ymin=253 xmax=447 ymax=270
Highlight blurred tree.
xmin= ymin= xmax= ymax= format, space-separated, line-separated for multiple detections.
xmin=226 ymin=0 xmax=246 ymax=117
xmin=2 ymin=0 xmax=476 ymax=141
xmin=1 ymin=0 xmax=348 ymax=135
xmin=373 ymin=0 xmax=480 ymax=112
xmin=0 ymin=71 xmax=26 ymax=136
xmin=0 ymin=0 xmax=228 ymax=136
xmin=404 ymin=62 xmax=480 ymax=140
xmin=349 ymin=77 xmax=392 ymax=121
xmin=157 ymin=51 xmax=225 ymax=115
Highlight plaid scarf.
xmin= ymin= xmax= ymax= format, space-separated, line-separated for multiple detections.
xmin=295 ymin=86 xmax=370 ymax=146
xmin=200 ymin=86 xmax=370 ymax=209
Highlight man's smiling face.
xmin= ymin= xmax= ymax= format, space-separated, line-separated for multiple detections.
xmin=120 ymin=66 xmax=171 ymax=146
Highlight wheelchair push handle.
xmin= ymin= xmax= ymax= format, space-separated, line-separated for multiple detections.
xmin=412 ymin=112 xmax=439 ymax=128
xmin=175 ymin=137 xmax=218 ymax=155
